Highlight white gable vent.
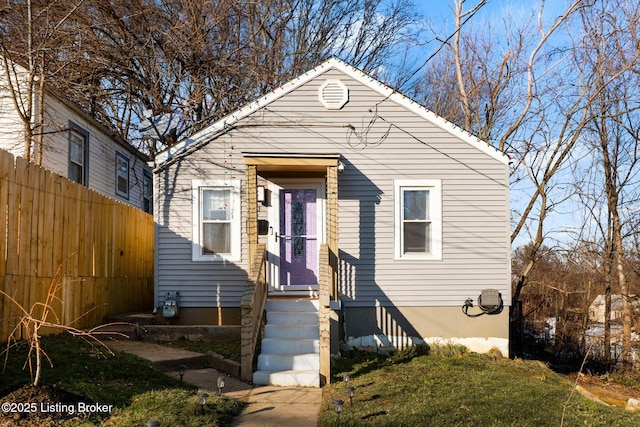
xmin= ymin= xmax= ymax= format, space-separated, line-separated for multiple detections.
xmin=319 ymin=79 xmax=349 ymax=110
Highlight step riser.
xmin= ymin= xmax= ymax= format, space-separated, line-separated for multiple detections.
xmin=265 ymin=300 xmax=319 ymax=312
xmin=264 ymin=324 xmax=318 ymax=339
xmin=252 ymin=370 xmax=319 ymax=387
xmin=257 ymin=353 xmax=319 ymax=371
xmin=266 ymin=311 xmax=319 ymax=325
xmin=261 ymin=339 xmax=319 ymax=354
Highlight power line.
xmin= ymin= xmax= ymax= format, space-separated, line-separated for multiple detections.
xmin=402 ymin=0 xmax=488 ymax=86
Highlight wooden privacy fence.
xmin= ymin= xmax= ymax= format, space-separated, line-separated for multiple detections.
xmin=0 ymin=149 xmax=154 ymax=341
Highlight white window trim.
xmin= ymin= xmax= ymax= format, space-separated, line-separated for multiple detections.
xmin=192 ymin=179 xmax=241 ymax=262
xmin=394 ymin=179 xmax=442 ymax=260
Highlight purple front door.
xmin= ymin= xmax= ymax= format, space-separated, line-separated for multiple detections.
xmin=279 ymin=189 xmax=318 ymax=286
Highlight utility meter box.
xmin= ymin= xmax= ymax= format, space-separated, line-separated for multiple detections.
xmin=162 ymin=291 xmax=180 ymax=318
xmin=479 ymin=289 xmax=501 ymax=310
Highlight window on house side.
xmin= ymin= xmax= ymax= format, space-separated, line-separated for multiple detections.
xmin=68 ymin=123 xmax=88 ymax=185
xmin=143 ymin=170 xmax=153 ymax=214
xmin=202 ymin=188 xmax=231 ymax=254
xmin=394 ymin=180 xmax=442 ymax=260
xmin=192 ymin=180 xmax=241 ymax=262
xmin=116 ymin=152 xmax=129 ymax=199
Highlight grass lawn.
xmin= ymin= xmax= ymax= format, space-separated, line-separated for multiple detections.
xmin=0 ymin=334 xmax=244 ymax=426
xmin=321 ymin=345 xmax=640 ymax=426
xmin=4 ymin=334 xmax=640 ymax=426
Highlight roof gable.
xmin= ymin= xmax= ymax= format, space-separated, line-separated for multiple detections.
xmin=155 ymin=57 xmax=509 ymax=167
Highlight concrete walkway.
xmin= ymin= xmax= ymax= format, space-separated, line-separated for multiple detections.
xmin=108 ymin=340 xmax=323 ymax=426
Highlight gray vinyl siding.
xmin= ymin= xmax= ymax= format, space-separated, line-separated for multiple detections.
xmin=155 ymin=66 xmax=510 ymax=309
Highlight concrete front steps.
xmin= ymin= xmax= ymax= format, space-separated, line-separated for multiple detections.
xmin=253 ymin=299 xmax=320 ymax=387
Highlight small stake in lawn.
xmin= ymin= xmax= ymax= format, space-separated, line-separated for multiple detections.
xmin=178 ymin=365 xmax=186 ymax=383
xmin=145 ymin=420 xmax=160 ymax=427
xmin=347 ymin=386 xmax=355 ymax=406
xmin=217 ymin=376 xmax=226 ymax=395
xmin=197 ymin=392 xmax=209 ymax=415
xmin=333 ymin=399 xmax=344 ymax=426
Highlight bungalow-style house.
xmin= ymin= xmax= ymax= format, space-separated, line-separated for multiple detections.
xmin=0 ymin=61 xmax=152 ymax=212
xmin=152 ymin=58 xmax=511 ymax=386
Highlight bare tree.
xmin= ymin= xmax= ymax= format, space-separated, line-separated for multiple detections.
xmin=572 ymin=0 xmax=640 ymax=366
xmin=0 ymin=0 xmax=423 ymax=155
xmin=411 ymin=1 xmax=640 ymax=366
xmin=414 ymin=0 xmax=591 ymax=304
xmin=412 ymin=10 xmax=530 ymax=143
xmin=0 ymin=0 xmax=85 ymax=164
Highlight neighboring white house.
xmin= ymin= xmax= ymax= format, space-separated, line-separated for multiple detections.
xmin=0 ymin=61 xmax=152 ymax=212
xmin=588 ymin=294 xmax=640 ymax=323
xmin=152 ymin=58 xmax=511 ymax=386
xmin=585 ymin=295 xmax=640 ymax=362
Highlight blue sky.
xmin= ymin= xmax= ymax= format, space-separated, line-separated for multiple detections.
xmin=417 ymin=0 xmax=572 ymax=33
xmin=412 ymin=0 xmax=581 ymax=249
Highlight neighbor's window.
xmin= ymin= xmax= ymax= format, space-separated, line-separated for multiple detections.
xmin=143 ymin=170 xmax=153 ymax=214
xmin=68 ymin=122 xmax=88 ymax=185
xmin=192 ymin=179 xmax=241 ymax=262
xmin=394 ymin=180 xmax=442 ymax=260
xmin=115 ymin=152 xmax=130 ymax=199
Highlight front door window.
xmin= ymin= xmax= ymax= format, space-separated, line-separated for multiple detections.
xmin=280 ymin=189 xmax=318 ymax=286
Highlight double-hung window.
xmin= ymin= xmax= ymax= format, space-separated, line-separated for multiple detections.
xmin=394 ymin=180 xmax=442 ymax=260
xmin=115 ymin=152 xmax=130 ymax=199
xmin=142 ymin=170 xmax=153 ymax=214
xmin=192 ymin=179 xmax=240 ymax=262
xmin=68 ymin=122 xmax=88 ymax=185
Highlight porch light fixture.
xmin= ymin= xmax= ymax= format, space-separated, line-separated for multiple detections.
xmin=178 ymin=365 xmax=186 ymax=383
xmin=197 ymin=392 xmax=209 ymax=415
xmin=347 ymin=386 xmax=355 ymax=406
xmin=337 ymin=161 xmax=345 ymax=173
xmin=217 ymin=376 xmax=226 ymax=395
xmin=333 ymin=399 xmax=344 ymax=426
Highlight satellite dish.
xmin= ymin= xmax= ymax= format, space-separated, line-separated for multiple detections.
xmin=138 ymin=112 xmax=179 ymax=139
